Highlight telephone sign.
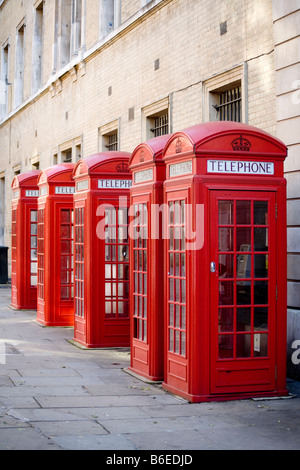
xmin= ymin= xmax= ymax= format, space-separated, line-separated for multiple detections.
xmin=207 ymin=160 xmax=274 ymax=175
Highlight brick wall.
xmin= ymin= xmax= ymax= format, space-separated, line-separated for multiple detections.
xmin=0 ymin=0 xmax=278 ymax=274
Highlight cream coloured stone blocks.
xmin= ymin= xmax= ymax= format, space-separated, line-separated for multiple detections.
xmin=0 ymin=0 xmax=285 ymax=275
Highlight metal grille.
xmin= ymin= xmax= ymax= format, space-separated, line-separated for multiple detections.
xmin=63 ymin=150 xmax=72 ymax=162
xmin=214 ymin=86 xmax=241 ymax=122
xmin=150 ymin=113 xmax=169 ymax=137
xmin=105 ymin=133 xmax=118 ymax=151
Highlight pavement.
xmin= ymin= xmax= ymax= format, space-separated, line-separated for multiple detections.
xmin=0 ymin=285 xmax=300 ymax=452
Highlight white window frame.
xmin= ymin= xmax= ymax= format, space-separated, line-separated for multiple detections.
xmin=98 ymin=118 xmax=119 ymax=152
xmin=14 ymin=19 xmax=26 ymax=108
xmin=202 ymin=64 xmax=248 ymax=123
xmin=99 ymin=0 xmax=121 ymax=39
xmin=0 ymin=39 xmax=10 ymax=118
xmin=141 ymin=96 xmax=170 ymax=141
xmin=31 ymin=0 xmax=44 ymax=94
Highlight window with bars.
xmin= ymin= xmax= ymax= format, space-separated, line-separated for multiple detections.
xmin=62 ymin=149 xmax=72 ymax=163
xmin=150 ymin=113 xmax=169 ymax=137
xmin=75 ymin=207 xmax=84 ymax=317
xmin=213 ymin=85 xmax=241 ymax=122
xmin=104 ymin=207 xmax=129 ymax=319
xmin=60 ymin=209 xmax=74 ymax=300
xmin=37 ymin=209 xmax=45 ymax=300
xmin=132 ymin=203 xmax=148 ymax=342
xmin=105 ymin=132 xmax=118 ymax=151
xmin=30 ymin=210 xmax=38 ymax=287
xmin=168 ymin=200 xmax=186 ymax=356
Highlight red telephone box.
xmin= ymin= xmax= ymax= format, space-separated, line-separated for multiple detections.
xmin=72 ymin=152 xmax=132 ymax=348
xmin=162 ymin=121 xmax=288 ymax=402
xmin=36 ymin=163 xmax=75 ymax=327
xmin=11 ymin=171 xmax=41 ymax=310
xmin=128 ymin=135 xmax=170 ymax=381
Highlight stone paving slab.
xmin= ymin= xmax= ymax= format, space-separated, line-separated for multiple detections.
xmin=128 ymin=429 xmax=220 ymax=451
xmin=51 ymin=433 xmax=138 ymax=451
xmin=0 ymin=427 xmax=62 ymax=450
xmin=0 ymin=286 xmax=300 ymax=451
xmin=0 ymin=385 xmax=91 ymax=398
xmin=34 ymin=419 xmax=108 ymax=437
xmin=30 ymin=393 xmax=181 ymax=409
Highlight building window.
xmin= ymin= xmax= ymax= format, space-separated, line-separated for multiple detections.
xmin=62 ymin=149 xmax=72 ymax=163
xmin=71 ymin=0 xmax=83 ymax=55
xmin=59 ymin=137 xmax=82 ymax=163
xmin=31 ymin=156 xmax=40 ymax=170
xmin=54 ymin=0 xmax=83 ymax=70
xmin=142 ymin=97 xmax=170 ymax=141
xmin=99 ymin=0 xmax=121 ymax=39
xmin=99 ymin=119 xmax=119 ymax=152
xmin=57 ymin=0 xmax=72 ymax=68
xmin=202 ymin=65 xmax=246 ymax=123
xmin=75 ymin=144 xmax=81 ymax=161
xmin=212 ymin=84 xmax=242 ymax=122
xmin=105 ymin=131 xmax=118 ymax=151
xmin=0 ymin=42 xmax=10 ymax=118
xmin=150 ymin=112 xmax=169 ymax=137
xmin=14 ymin=22 xmax=25 ymax=108
xmin=141 ymin=0 xmax=152 ymax=7
xmin=13 ymin=165 xmax=21 ymax=176
xmin=32 ymin=1 xmax=44 ymax=94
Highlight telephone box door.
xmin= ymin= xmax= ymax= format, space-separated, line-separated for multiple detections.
xmin=131 ymin=195 xmax=150 ymax=373
xmin=165 ymin=189 xmax=189 ymax=393
xmin=210 ymin=190 xmax=277 ymax=396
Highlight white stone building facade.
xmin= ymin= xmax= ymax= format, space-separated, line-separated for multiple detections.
xmin=0 ymin=0 xmax=299 ymax=377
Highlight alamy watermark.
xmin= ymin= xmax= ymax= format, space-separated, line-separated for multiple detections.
xmin=95 ymin=197 xmax=204 ymax=251
xmin=291 ymin=340 xmax=300 ymax=365
xmin=0 ymin=341 xmax=6 ymax=365
xmin=292 ymin=80 xmax=300 ymax=105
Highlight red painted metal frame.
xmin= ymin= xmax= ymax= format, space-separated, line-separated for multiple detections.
xmin=36 ymin=163 xmax=75 ymax=327
xmin=161 ymin=122 xmax=288 ymax=402
xmin=10 ymin=171 xmax=41 ymax=310
xmin=72 ymin=152 xmax=132 ymax=348
xmin=128 ymin=134 xmax=171 ymax=382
